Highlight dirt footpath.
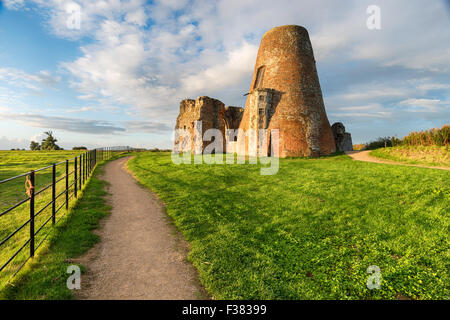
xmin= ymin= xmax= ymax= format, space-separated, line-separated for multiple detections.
xmin=75 ymin=156 xmax=207 ymax=300
xmin=346 ymin=150 xmax=449 ymax=171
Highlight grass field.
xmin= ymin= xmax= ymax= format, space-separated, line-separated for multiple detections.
xmin=370 ymin=146 xmax=450 ymax=167
xmin=0 ymin=150 xmax=84 ymax=286
xmin=127 ymin=152 xmax=449 ymax=300
xmin=0 ymin=159 xmax=112 ymax=299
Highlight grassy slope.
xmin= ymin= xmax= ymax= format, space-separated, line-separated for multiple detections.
xmin=370 ymin=146 xmax=450 ymax=167
xmin=0 ymin=160 xmax=111 ymax=299
xmin=128 ymin=152 xmax=449 ymax=300
xmin=0 ymin=151 xmax=84 ymax=286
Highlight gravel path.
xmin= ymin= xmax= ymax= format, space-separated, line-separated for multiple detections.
xmin=75 ymin=156 xmax=207 ymax=300
xmin=346 ymin=150 xmax=449 ymax=171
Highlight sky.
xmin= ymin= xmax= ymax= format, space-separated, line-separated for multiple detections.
xmin=0 ymin=0 xmax=449 ymax=150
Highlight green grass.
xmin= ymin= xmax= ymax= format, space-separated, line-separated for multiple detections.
xmin=0 ymin=150 xmax=86 ymax=287
xmin=0 ymin=159 xmax=112 ymax=299
xmin=127 ymin=152 xmax=449 ymax=300
xmin=370 ymin=146 xmax=450 ymax=167
xmin=0 ymin=150 xmax=84 ymax=208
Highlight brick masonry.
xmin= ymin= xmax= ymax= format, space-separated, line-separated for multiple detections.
xmin=174 ymin=25 xmax=339 ymax=157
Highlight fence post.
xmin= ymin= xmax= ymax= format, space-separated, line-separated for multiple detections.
xmin=86 ymin=151 xmax=89 ymax=175
xmin=66 ymin=159 xmax=69 ymax=210
xmin=80 ymin=154 xmax=83 ymax=186
xmin=82 ymin=153 xmax=85 ymax=185
xmin=79 ymin=154 xmax=82 ymax=190
xmin=74 ymin=156 xmax=78 ymax=198
xmin=29 ymin=170 xmax=35 ymax=258
xmin=52 ymin=164 xmax=56 ymax=224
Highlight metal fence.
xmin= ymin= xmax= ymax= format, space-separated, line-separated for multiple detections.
xmin=0 ymin=146 xmax=138 ymax=279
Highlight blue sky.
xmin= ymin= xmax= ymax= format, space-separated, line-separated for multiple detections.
xmin=0 ymin=0 xmax=449 ymax=150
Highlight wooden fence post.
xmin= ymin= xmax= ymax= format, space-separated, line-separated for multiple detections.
xmin=79 ymin=155 xmax=82 ymax=190
xmin=29 ymin=170 xmax=35 ymax=257
xmin=52 ymin=164 xmax=56 ymax=224
xmin=74 ymin=156 xmax=78 ymax=198
xmin=65 ymin=160 xmax=69 ymax=210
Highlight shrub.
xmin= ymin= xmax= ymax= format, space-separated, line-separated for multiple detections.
xmin=365 ymin=125 xmax=449 ymax=150
xmin=402 ymin=125 xmax=449 ymax=147
xmin=365 ymin=137 xmax=393 ymax=150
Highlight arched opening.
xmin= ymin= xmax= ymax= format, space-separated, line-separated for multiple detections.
xmin=253 ymin=66 xmax=265 ymax=89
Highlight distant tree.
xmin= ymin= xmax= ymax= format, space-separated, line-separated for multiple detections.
xmin=365 ymin=137 xmax=393 ymax=150
xmin=72 ymin=146 xmax=87 ymax=150
xmin=41 ymin=131 xmax=61 ymax=150
xmin=30 ymin=141 xmax=41 ymax=151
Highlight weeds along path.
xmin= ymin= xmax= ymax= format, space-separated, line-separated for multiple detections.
xmin=346 ymin=150 xmax=450 ymax=171
xmin=75 ymin=156 xmax=206 ymax=300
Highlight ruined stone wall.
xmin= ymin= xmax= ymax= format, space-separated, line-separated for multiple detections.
xmin=239 ymin=25 xmax=336 ymax=157
xmin=175 ymin=96 xmax=243 ymax=153
xmin=175 ymin=99 xmax=197 ymax=152
xmin=224 ymin=106 xmax=244 ymax=130
xmin=174 ymin=25 xmax=338 ymax=158
xmin=331 ymin=122 xmax=353 ymax=152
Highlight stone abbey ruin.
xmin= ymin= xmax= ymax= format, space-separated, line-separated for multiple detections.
xmin=174 ymin=25 xmax=352 ymax=157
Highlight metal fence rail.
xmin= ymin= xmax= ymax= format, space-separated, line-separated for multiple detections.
xmin=0 ymin=146 xmax=139 ymax=279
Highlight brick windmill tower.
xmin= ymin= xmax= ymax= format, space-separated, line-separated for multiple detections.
xmin=239 ymin=25 xmax=336 ymax=157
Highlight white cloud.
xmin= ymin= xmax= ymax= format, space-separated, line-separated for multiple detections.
xmin=0 ymin=67 xmax=60 ymax=91
xmin=3 ymin=0 xmax=450 ymax=145
xmin=180 ymin=42 xmax=258 ymax=93
xmin=399 ymin=98 xmax=447 ymax=113
xmin=30 ymin=132 xmax=46 ymax=142
xmin=339 ymin=88 xmax=409 ymax=102
xmin=2 ymin=0 xmax=25 ymax=10
xmin=0 ymin=136 xmax=28 ymax=150
xmin=330 ymin=103 xmax=393 ymax=119
xmin=1 ymin=112 xmax=126 ymax=134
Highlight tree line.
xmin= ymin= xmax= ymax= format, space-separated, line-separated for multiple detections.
xmin=29 ymin=131 xmax=87 ymax=151
xmin=364 ymin=125 xmax=449 ymax=150
xmin=30 ymin=131 xmax=62 ymax=150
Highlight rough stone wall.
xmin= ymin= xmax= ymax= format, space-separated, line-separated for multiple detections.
xmin=224 ymin=106 xmax=244 ymax=130
xmin=239 ymin=25 xmax=336 ymax=157
xmin=174 ymin=25 xmax=338 ymax=157
xmin=331 ymin=122 xmax=353 ymax=152
xmin=175 ymin=99 xmax=197 ymax=152
xmin=175 ymin=96 xmax=243 ymax=153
